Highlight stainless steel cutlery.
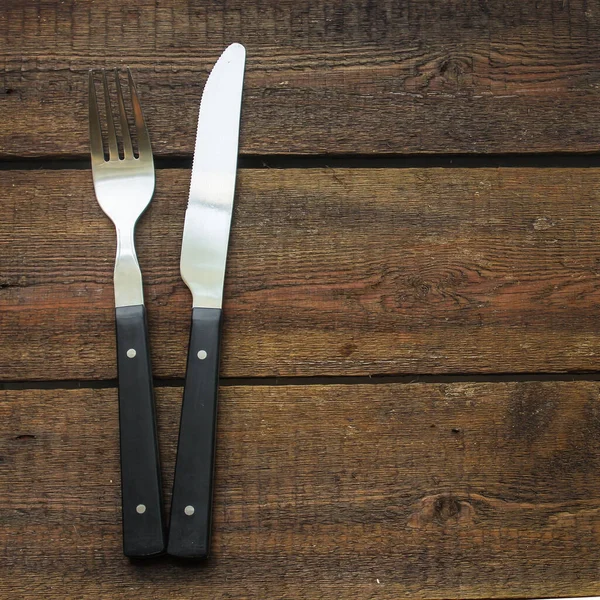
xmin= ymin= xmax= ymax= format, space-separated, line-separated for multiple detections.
xmin=168 ymin=42 xmax=246 ymax=559
xmin=88 ymin=45 xmax=245 ymax=559
xmin=89 ymin=68 xmax=165 ymax=558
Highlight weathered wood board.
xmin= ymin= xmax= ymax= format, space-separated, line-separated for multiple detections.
xmin=2 ymin=381 xmax=600 ymax=598
xmin=2 ymin=168 xmax=600 ymax=380
xmin=1 ymin=0 xmax=600 ymax=156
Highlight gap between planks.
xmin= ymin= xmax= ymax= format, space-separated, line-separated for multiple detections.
xmin=3 ymin=153 xmax=600 ymax=171
xmin=5 ymin=371 xmax=600 ymax=391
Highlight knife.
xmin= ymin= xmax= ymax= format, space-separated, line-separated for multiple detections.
xmin=167 ymin=43 xmax=246 ymax=558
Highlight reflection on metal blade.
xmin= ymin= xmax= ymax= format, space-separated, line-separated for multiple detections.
xmin=180 ymin=43 xmax=246 ymax=308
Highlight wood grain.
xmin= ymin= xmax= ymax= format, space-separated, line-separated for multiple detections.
xmin=1 ymin=0 xmax=600 ymax=156
xmin=2 ymin=381 xmax=600 ymax=598
xmin=3 ymin=167 xmax=600 ymax=380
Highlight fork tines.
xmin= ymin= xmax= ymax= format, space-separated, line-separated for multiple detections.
xmin=88 ymin=68 xmax=151 ymax=164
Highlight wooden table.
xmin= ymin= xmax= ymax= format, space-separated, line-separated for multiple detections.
xmin=2 ymin=1 xmax=600 ymax=598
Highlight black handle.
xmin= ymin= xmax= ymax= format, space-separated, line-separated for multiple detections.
xmin=115 ymin=305 xmax=166 ymax=558
xmin=167 ymin=307 xmax=222 ymax=558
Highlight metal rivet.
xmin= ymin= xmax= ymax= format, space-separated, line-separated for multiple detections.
xmin=197 ymin=350 xmax=207 ymax=360
xmin=127 ymin=348 xmax=136 ymax=358
xmin=136 ymin=504 xmax=146 ymax=514
xmin=184 ymin=505 xmax=195 ymax=516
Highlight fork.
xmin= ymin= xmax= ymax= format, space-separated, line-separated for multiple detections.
xmin=89 ymin=68 xmax=165 ymax=557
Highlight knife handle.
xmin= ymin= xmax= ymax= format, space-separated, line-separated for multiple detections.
xmin=115 ymin=304 xmax=166 ymax=558
xmin=168 ymin=307 xmax=222 ymax=559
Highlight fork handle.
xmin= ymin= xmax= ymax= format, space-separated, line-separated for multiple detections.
xmin=115 ymin=304 xmax=166 ymax=558
xmin=167 ymin=308 xmax=222 ymax=558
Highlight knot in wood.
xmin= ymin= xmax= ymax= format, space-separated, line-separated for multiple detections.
xmin=408 ymin=493 xmax=476 ymax=529
xmin=438 ymin=56 xmax=472 ymax=82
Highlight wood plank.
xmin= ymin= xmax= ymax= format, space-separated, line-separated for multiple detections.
xmin=2 ymin=381 xmax=600 ymax=598
xmin=3 ymin=167 xmax=600 ymax=380
xmin=1 ymin=0 xmax=600 ymax=156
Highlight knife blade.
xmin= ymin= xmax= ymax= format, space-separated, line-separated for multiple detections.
xmin=167 ymin=43 xmax=246 ymax=559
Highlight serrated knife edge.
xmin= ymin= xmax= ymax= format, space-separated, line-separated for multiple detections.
xmin=180 ymin=42 xmax=246 ymax=309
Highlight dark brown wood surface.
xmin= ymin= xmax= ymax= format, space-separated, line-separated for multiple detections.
xmin=1 ymin=0 xmax=600 ymax=157
xmin=3 ymin=167 xmax=600 ymax=381
xmin=3 ymin=382 xmax=600 ymax=599
xmin=2 ymin=0 xmax=600 ymax=598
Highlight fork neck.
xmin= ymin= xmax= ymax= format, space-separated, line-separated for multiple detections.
xmin=114 ymin=226 xmax=144 ymax=308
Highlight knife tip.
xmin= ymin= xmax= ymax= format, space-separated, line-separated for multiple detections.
xmin=225 ymin=42 xmax=246 ymax=60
